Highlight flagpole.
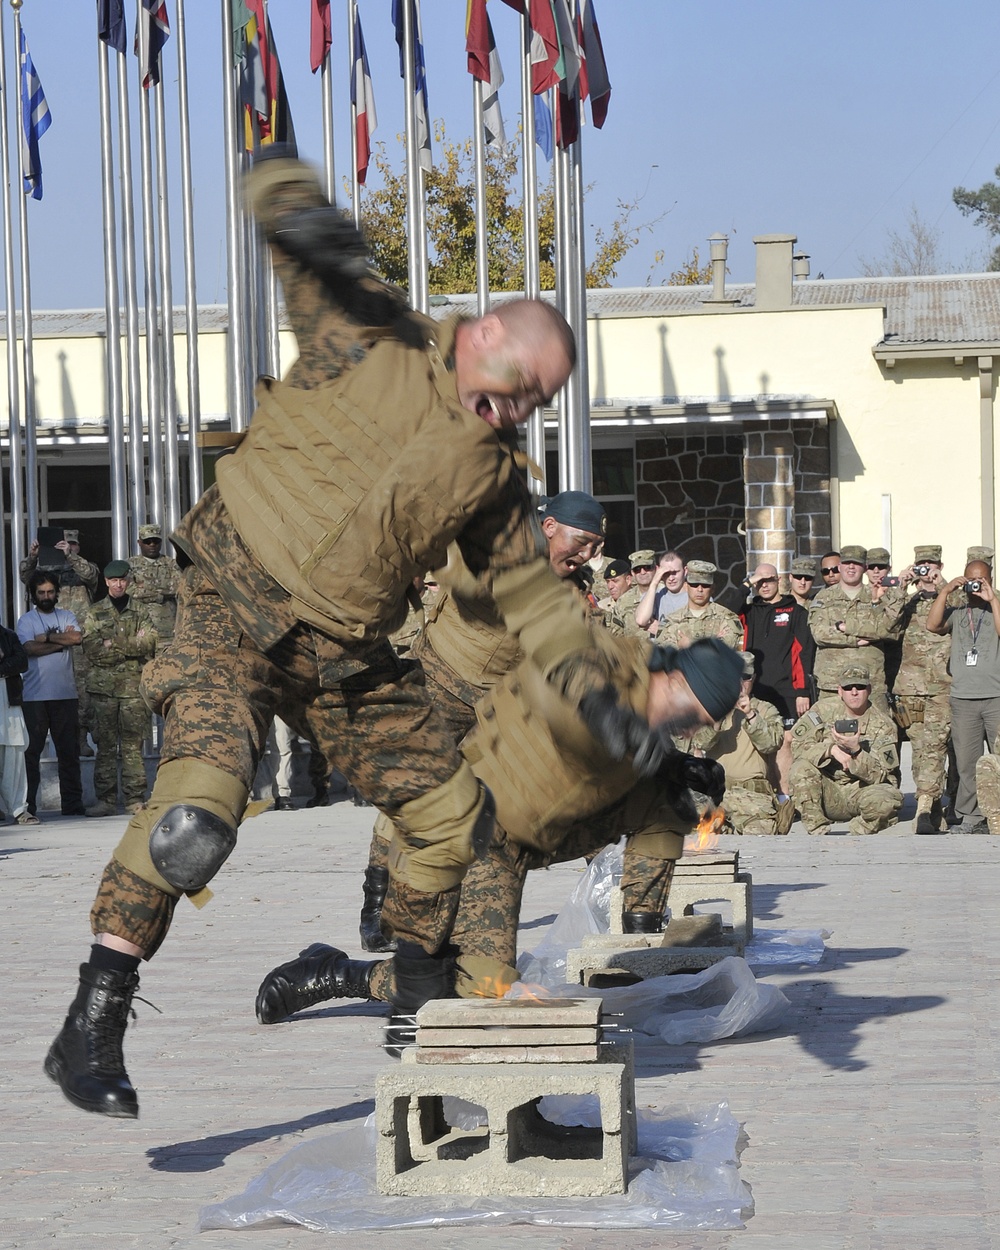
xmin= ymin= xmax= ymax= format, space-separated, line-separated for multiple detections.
xmin=320 ymin=36 xmax=335 ymax=203
xmin=137 ymin=79 xmax=164 ymax=529
xmin=472 ymin=76 xmax=489 ymax=317
xmin=348 ymin=0 xmax=359 ymax=227
xmin=401 ymin=0 xmax=421 ymax=311
xmin=0 ymin=2 xmax=21 ymax=602
xmin=221 ymin=0 xmax=248 ymax=431
xmin=11 ymin=1 xmax=38 ymax=543
xmin=97 ymin=31 xmax=128 ymax=560
xmin=519 ymin=11 xmax=544 ymax=494
xmin=116 ymin=53 xmax=146 ymax=538
xmin=154 ymin=80 xmax=180 ymax=536
xmin=174 ymin=0 xmax=202 ymax=507
xmin=569 ymin=135 xmax=591 ymax=493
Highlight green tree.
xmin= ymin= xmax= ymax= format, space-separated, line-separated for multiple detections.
xmin=953 ymin=166 xmax=1000 ymax=270
xmin=357 ymin=125 xmax=662 ymax=293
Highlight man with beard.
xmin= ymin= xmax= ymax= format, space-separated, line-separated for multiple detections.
xmin=16 ymin=573 xmax=85 ymax=817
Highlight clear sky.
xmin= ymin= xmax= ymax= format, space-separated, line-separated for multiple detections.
xmin=6 ymin=0 xmax=1000 ymax=311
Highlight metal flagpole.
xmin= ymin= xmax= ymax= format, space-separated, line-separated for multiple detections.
xmin=320 ymin=20 xmax=335 ymax=203
xmin=472 ymin=76 xmax=489 ymax=316
xmin=174 ymin=0 xmax=202 ymax=506
xmin=11 ymin=0 xmax=38 ymax=543
xmin=401 ymin=0 xmax=421 ymax=311
xmin=413 ymin=2 xmax=429 ymax=312
xmin=137 ymin=77 xmax=164 ymax=528
xmin=519 ymin=11 xmax=544 ymax=494
xmin=569 ymin=136 xmax=591 ymax=493
xmin=116 ymin=53 xmax=146 ymax=538
xmin=97 ymin=32 xmax=128 ymax=559
xmin=0 ymin=1 xmax=22 ymax=603
xmin=153 ymin=80 xmax=180 ymax=536
xmin=553 ymin=97 xmax=573 ymax=491
xmin=348 ymin=0 xmax=359 ymax=227
xmin=221 ymin=0 xmax=248 ymax=431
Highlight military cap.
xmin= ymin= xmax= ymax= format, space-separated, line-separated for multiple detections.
xmin=790 ymin=557 xmax=817 ymax=577
xmin=839 ymin=545 xmax=867 ymax=565
xmin=967 ymin=546 xmax=994 ymax=566
xmin=913 ymin=545 xmax=942 ymax=564
xmin=104 ymin=560 xmax=130 ymax=579
xmin=839 ymin=661 xmax=871 ymax=686
xmin=741 ymin=651 xmax=756 ymax=678
xmin=63 ymin=529 xmax=80 ymax=544
xmin=685 ymin=560 xmax=717 ymax=586
xmin=542 ymin=490 xmax=607 ymax=537
xmin=629 ymin=549 xmax=656 ymax=569
xmin=866 ymin=546 xmax=891 ymax=565
xmin=604 ymin=558 xmax=631 ymax=579
xmin=138 ymin=523 xmax=162 ymax=540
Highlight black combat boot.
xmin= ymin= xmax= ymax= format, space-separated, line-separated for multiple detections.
xmin=622 ymin=911 xmax=664 ymax=934
xmin=255 ymin=944 xmax=375 ymax=1025
xmin=384 ymin=944 xmax=456 ymax=1058
xmin=359 ymin=864 xmax=396 ymax=954
xmin=44 ymin=964 xmax=140 ymax=1118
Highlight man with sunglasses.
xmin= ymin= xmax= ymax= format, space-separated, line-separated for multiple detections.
xmin=789 ymin=558 xmax=819 ymax=608
xmin=607 ymin=549 xmax=658 ymax=639
xmin=634 ymin=550 xmax=687 ymax=635
xmin=819 ymin=553 xmax=841 ymax=586
xmin=789 ymin=661 xmax=902 ymax=836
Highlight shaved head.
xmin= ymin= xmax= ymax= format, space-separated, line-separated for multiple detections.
xmin=492 ymin=299 xmax=576 ymax=370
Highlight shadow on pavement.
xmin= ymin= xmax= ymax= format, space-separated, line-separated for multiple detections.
xmin=146 ymin=1098 xmax=375 ymax=1172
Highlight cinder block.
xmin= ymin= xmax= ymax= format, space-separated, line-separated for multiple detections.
xmin=567 ymin=943 xmax=732 ymax=987
xmin=375 ymin=1045 xmax=636 ymax=1197
xmin=667 ymin=872 xmax=753 ymax=943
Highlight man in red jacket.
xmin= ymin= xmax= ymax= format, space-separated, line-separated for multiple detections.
xmin=741 ymin=563 xmax=815 ymax=794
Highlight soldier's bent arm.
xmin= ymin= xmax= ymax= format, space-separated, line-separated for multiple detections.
xmin=847 ymin=730 xmax=897 ymax=785
xmin=66 ymin=552 xmax=99 ymax=593
xmin=746 ymin=699 xmax=784 ymax=754
xmin=808 ymin=601 xmax=861 ymax=647
xmin=790 ymin=711 xmax=835 ymax=767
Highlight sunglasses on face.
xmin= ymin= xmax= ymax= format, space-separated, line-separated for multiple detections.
xmin=867 ymin=564 xmax=889 ymax=571
xmin=791 ymin=574 xmax=814 ymax=581
xmin=841 ymin=684 xmax=869 ymax=692
xmin=633 ymin=564 xmax=653 ymax=572
xmin=756 ymin=576 xmax=778 ymax=584
xmin=821 ymin=566 xmax=839 ymax=575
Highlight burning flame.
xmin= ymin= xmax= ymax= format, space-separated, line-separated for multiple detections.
xmin=684 ymin=806 xmax=726 ymax=854
xmin=465 ymin=973 xmax=557 ymax=1002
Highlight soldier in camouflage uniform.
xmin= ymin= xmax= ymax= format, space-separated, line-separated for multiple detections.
xmin=605 ymin=549 xmax=654 ymax=639
xmin=679 ymin=652 xmax=791 ymax=835
xmin=658 ymin=560 xmax=744 ymax=651
xmin=81 ymin=562 xmax=157 ymax=818
xmin=886 ymin=545 xmax=952 ymax=833
xmin=127 ymin=524 xmax=182 ymax=645
xmin=789 ymin=660 xmax=902 ymax=835
xmin=45 ymin=152 xmax=639 ymax=1119
xmin=256 ymin=636 xmax=744 ymax=1029
xmin=20 ymin=529 xmax=99 ymax=757
xmin=597 ymin=558 xmax=632 ymax=628
xmin=808 ymin=545 xmax=899 ymax=713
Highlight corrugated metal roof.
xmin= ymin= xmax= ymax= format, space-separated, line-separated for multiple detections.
xmin=3 ymin=272 xmax=999 ymax=346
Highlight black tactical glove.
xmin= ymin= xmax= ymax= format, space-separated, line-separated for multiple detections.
xmin=656 ymin=752 xmax=726 ymax=823
xmin=269 ymin=205 xmax=371 ymax=288
xmin=577 ymin=685 xmax=670 ymax=777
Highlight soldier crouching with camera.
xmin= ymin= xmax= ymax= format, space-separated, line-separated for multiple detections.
xmin=788 ymin=660 xmax=902 ymax=835
xmin=926 ymin=559 xmax=1000 ymax=833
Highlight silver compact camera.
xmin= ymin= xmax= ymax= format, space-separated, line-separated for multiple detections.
xmin=965 ymin=580 xmax=983 ymax=594
xmin=914 ymin=564 xmax=930 ymax=577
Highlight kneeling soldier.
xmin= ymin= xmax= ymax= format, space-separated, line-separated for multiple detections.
xmin=789 ymin=661 xmax=902 ymax=835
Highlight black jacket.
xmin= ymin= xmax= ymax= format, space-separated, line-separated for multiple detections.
xmin=0 ymin=624 xmax=29 ymax=706
xmin=740 ymin=594 xmax=815 ymax=706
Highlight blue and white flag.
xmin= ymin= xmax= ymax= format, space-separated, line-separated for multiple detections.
xmin=19 ymin=28 xmax=52 ymax=201
xmin=391 ymin=0 xmax=432 ymax=172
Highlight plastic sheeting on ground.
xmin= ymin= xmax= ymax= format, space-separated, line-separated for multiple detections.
xmin=198 ymin=1101 xmax=752 ymax=1233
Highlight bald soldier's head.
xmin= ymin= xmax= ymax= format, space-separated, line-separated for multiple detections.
xmin=454 ymin=299 xmax=575 ymax=435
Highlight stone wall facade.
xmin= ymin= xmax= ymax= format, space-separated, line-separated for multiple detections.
xmin=632 ymin=421 xmax=831 ymax=611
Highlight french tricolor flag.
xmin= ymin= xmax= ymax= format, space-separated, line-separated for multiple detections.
xmin=351 ymin=9 xmax=377 ymax=185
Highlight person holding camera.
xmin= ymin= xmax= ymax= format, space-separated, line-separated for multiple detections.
xmin=926 ymin=558 xmax=1000 ymax=833
xmin=788 ymin=660 xmax=902 ymax=835
xmin=887 ymin=546 xmax=952 ymax=833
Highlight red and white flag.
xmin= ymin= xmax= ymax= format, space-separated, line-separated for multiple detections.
xmin=351 ymin=8 xmax=377 ymax=184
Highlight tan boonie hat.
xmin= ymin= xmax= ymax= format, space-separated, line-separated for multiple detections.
xmin=63 ymin=529 xmax=80 ymax=544
xmin=138 ymin=523 xmax=162 ymax=540
xmin=866 ymin=546 xmax=890 ymax=565
xmin=839 ymin=661 xmax=871 ymax=686
xmin=913 ymin=545 xmax=942 ymax=564
xmin=839 ymin=545 xmax=867 ymax=565
xmin=967 ymin=546 xmax=994 ymax=566
xmin=741 ymin=651 xmax=756 ymax=678
xmin=629 ymin=549 xmax=656 ymax=569
xmin=790 ymin=557 xmax=817 ymax=576
xmin=685 ymin=560 xmax=717 ymax=586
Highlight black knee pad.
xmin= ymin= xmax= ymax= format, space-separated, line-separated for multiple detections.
xmin=148 ymin=804 xmax=238 ymax=892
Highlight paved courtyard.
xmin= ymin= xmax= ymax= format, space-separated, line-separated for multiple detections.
xmin=4 ymin=756 xmax=1000 ymax=1249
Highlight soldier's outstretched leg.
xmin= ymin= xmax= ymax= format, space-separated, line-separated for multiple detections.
xmin=256 ymin=944 xmax=378 ymax=1024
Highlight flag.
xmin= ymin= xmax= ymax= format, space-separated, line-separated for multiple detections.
xmin=19 ymin=28 xmax=52 ymax=201
xmin=392 ymin=0 xmax=432 ymax=172
xmin=552 ymin=0 xmax=582 ymax=147
xmin=466 ymin=0 xmax=490 ymax=82
xmin=97 ymin=0 xmax=127 ymax=55
xmin=232 ymin=0 xmax=252 ymax=62
xmin=534 ymin=92 xmax=552 ymax=161
xmin=482 ymin=14 xmax=506 ymax=147
xmin=134 ymin=0 xmax=169 ymax=89
xmin=351 ymin=8 xmax=377 ymax=184
xmin=581 ymin=0 xmax=609 ymax=127
xmin=241 ymin=1 xmax=296 ymax=150
xmin=527 ymin=0 xmax=561 ymax=94
xmin=310 ymin=0 xmax=331 ymax=74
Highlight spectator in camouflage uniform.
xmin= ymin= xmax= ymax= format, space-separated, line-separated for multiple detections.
xmin=886 ymin=546 xmax=952 ymax=834
xmin=808 ymin=545 xmax=898 ymax=712
xmin=19 ymin=529 xmax=99 ymax=757
xmin=126 ymin=524 xmax=182 ymax=646
xmin=788 ymin=660 xmax=902 ymax=835
xmin=659 ymin=560 xmax=744 ymax=651
xmin=788 ymin=557 xmax=818 ymax=608
xmin=82 ymin=562 xmax=157 ymax=818
xmin=605 ymin=549 xmax=656 ymax=639
xmin=679 ymin=652 xmax=792 ymax=835
xmin=597 ymin=558 xmax=632 ymax=629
